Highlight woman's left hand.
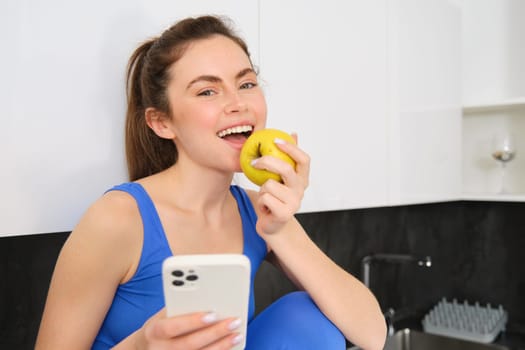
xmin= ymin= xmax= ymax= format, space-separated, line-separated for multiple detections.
xmin=252 ymin=134 xmax=310 ymax=236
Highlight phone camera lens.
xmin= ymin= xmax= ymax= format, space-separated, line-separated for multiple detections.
xmin=186 ymin=274 xmax=198 ymax=281
xmin=172 ymin=270 xmax=184 ymax=277
xmin=172 ymin=280 xmax=184 ymax=286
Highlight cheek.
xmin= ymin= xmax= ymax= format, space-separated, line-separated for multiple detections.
xmin=198 ymin=104 xmax=223 ymax=127
xmin=254 ymin=94 xmax=268 ymax=121
xmin=174 ymin=101 xmax=218 ymax=126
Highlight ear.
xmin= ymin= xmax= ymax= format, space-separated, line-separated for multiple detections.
xmin=145 ymin=107 xmax=176 ymax=139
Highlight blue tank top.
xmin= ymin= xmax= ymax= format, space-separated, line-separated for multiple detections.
xmin=92 ymin=183 xmax=267 ymax=349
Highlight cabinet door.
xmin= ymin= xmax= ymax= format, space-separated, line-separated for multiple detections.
xmin=458 ymin=0 xmax=525 ymax=198
xmin=387 ymin=0 xmax=462 ymax=204
xmin=258 ymin=0 xmax=390 ymax=212
xmin=0 ymin=0 xmax=259 ymax=236
xmin=459 ymin=0 xmax=525 ymax=105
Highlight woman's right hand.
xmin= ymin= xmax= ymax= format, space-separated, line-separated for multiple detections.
xmin=123 ymin=309 xmax=243 ymax=350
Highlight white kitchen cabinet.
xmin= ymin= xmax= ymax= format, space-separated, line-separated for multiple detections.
xmin=455 ymin=0 xmax=525 ymax=200
xmin=386 ymin=0 xmax=462 ymax=205
xmin=0 ymin=0 xmax=259 ymax=236
xmin=258 ymin=0 xmax=462 ymax=211
xmin=257 ymin=0 xmax=390 ymax=212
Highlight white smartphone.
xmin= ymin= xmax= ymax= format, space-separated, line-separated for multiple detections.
xmin=162 ymin=254 xmax=251 ymax=349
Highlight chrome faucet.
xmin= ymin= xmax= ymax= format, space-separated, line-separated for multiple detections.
xmin=361 ymin=253 xmax=432 ymax=336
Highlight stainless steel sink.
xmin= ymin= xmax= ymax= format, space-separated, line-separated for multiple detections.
xmin=383 ymin=328 xmax=508 ymax=350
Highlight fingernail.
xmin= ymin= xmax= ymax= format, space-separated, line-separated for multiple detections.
xmin=228 ymin=318 xmax=242 ymax=330
xmin=250 ymin=158 xmax=259 ymax=166
xmin=274 ymin=138 xmax=286 ymax=144
xmin=232 ymin=333 xmax=244 ymax=345
xmin=202 ymin=312 xmax=217 ymax=324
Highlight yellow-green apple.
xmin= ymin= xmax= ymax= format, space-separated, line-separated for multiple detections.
xmin=240 ymin=129 xmax=296 ymax=186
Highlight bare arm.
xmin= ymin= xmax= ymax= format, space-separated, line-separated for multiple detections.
xmin=35 ymin=191 xmax=142 ymax=349
xmin=248 ymin=137 xmax=387 ymax=350
xmin=263 ymin=219 xmax=386 ymax=350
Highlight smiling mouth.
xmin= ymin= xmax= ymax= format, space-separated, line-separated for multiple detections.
xmin=217 ymin=125 xmax=253 ymax=140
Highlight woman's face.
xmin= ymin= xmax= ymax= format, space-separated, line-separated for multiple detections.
xmin=165 ymin=34 xmax=267 ymax=173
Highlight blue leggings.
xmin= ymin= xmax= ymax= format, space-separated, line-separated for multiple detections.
xmin=246 ymin=291 xmax=345 ymax=350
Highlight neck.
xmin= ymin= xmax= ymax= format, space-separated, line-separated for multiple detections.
xmin=158 ymin=161 xmax=235 ymax=214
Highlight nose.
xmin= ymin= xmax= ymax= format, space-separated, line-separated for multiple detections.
xmin=224 ymin=89 xmax=247 ymax=114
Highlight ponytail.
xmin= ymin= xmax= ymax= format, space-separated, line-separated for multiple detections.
xmin=125 ymin=39 xmax=177 ymax=181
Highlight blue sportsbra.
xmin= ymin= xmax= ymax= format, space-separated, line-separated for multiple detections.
xmin=92 ymin=183 xmax=267 ymax=349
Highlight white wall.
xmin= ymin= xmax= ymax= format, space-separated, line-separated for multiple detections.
xmin=0 ymin=0 xmax=464 ymax=235
xmin=0 ymin=0 xmax=259 ymax=235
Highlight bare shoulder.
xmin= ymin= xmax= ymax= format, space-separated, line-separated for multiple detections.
xmin=77 ymin=189 xmax=140 ymax=235
xmin=66 ymin=189 xmax=142 ymax=259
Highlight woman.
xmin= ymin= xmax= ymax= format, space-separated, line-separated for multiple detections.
xmin=36 ymin=15 xmax=386 ymax=350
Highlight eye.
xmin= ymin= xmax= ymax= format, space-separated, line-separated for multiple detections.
xmin=240 ymin=82 xmax=257 ymax=89
xmin=197 ymin=89 xmax=216 ymax=97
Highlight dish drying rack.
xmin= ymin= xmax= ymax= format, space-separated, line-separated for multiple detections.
xmin=422 ymin=298 xmax=508 ymax=343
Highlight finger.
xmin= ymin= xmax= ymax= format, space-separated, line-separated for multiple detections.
xmin=260 ymin=179 xmax=301 ymax=207
xmin=277 ymin=160 xmax=304 ymax=189
xmin=201 ymin=332 xmax=244 ymax=350
xmin=257 ymin=188 xmax=297 ymax=221
xmin=175 ymin=317 xmax=243 ymax=349
xmin=253 ymin=156 xmax=299 ymax=188
xmin=151 ymin=311 xmax=219 ymax=339
xmin=291 ymin=132 xmax=298 ymax=144
xmin=274 ymin=141 xmax=310 ymax=187
xmin=254 ymin=158 xmax=305 ymax=200
xmin=275 ymin=137 xmax=309 ymax=166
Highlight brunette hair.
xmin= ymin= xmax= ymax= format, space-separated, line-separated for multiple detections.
xmin=125 ymin=15 xmax=251 ymax=181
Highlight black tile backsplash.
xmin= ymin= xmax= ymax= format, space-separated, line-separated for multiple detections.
xmin=2 ymin=201 xmax=524 ymax=349
xmin=0 ymin=232 xmax=69 ymax=350
xmin=254 ymin=201 xmax=525 ymax=324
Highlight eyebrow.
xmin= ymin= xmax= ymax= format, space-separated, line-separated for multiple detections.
xmin=186 ymin=67 xmax=256 ymax=90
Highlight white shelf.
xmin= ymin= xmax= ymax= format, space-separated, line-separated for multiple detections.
xmin=463 ymin=98 xmax=525 ymax=114
xmin=462 ymin=100 xmax=525 ymax=200
xmin=462 ymin=193 xmax=525 ymax=202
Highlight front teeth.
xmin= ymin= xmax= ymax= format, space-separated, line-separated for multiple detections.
xmin=217 ymin=125 xmax=253 ymax=138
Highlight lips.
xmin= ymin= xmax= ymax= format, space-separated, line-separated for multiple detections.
xmin=217 ymin=125 xmax=253 ymax=138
